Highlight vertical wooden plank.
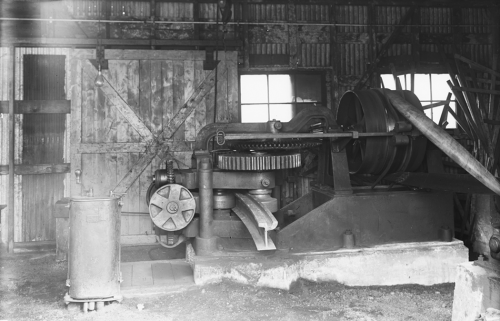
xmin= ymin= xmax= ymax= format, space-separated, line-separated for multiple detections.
xmin=8 ymin=46 xmax=15 ymax=250
xmin=330 ymin=4 xmax=340 ymax=111
xmin=172 ymin=60 xmax=185 ymax=141
xmin=139 ymin=60 xmax=152 ymax=132
xmin=81 ymin=63 xmax=95 ymax=144
xmin=127 ymin=152 xmax=141 ymax=214
xmin=127 ymin=60 xmax=141 ymax=143
xmin=289 ymin=3 xmax=298 ymax=68
xmin=194 ymin=60 xmax=207 ymax=135
xmin=216 ymin=60 xmax=228 ymax=122
xmin=184 ymin=60 xmax=196 ymax=141
xmin=70 ymin=55 xmax=83 ymax=199
xmin=162 ymin=60 xmax=174 ymax=133
xmin=150 ymin=60 xmax=164 ymax=136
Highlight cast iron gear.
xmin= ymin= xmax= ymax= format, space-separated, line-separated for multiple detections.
xmin=217 ymin=152 xmax=301 ymax=171
xmin=228 ymin=140 xmax=321 ymax=151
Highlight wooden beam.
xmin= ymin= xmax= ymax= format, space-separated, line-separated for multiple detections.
xmin=0 ymin=163 xmax=71 ymax=175
xmin=0 ymin=100 xmax=70 ymax=114
xmin=83 ymin=59 xmax=154 ymax=142
xmin=8 ymin=46 xmax=15 ymax=252
xmin=76 ymin=140 xmax=193 ymax=154
xmin=0 ymin=37 xmax=243 ymax=48
xmin=354 ymin=7 xmax=414 ymax=89
xmin=112 ymin=62 xmax=223 ymax=195
xmin=422 ymin=99 xmax=452 ymax=110
xmin=451 ymin=86 xmax=500 ymax=97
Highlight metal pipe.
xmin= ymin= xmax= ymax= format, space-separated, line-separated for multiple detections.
xmin=385 ymin=90 xmax=500 ymax=196
xmin=198 ymin=157 xmax=214 ymax=239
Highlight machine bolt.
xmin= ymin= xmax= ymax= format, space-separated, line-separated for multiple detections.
xmin=167 ymin=202 xmax=179 ymax=214
xmin=274 ymin=121 xmax=283 ymax=130
xmin=261 ymin=178 xmax=271 ymax=187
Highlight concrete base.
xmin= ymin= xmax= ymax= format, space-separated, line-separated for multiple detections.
xmin=452 ymin=262 xmax=500 ymax=321
xmin=193 ymin=239 xmax=468 ymax=290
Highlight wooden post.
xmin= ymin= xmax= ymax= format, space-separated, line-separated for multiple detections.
xmin=8 ymin=46 xmax=15 ymax=252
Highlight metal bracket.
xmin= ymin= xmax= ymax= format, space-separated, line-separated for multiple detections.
xmin=232 ymin=193 xmax=278 ymax=251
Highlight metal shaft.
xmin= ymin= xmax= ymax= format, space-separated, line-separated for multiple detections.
xmin=198 ymin=157 xmax=214 ymax=239
xmin=385 ymin=90 xmax=500 ymax=196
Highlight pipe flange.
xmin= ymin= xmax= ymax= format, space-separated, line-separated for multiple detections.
xmin=217 ymin=152 xmax=301 ymax=171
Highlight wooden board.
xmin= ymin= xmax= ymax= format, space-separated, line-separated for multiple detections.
xmin=71 ymin=50 xmax=238 ymax=241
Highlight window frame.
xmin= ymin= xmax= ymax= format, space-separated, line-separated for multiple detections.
xmin=380 ymin=73 xmax=457 ymax=129
xmin=238 ymin=70 xmax=327 ymax=123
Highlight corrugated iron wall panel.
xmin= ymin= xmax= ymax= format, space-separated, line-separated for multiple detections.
xmin=420 ymin=7 xmax=452 ymax=34
xmin=336 ymin=5 xmax=368 ymax=33
xmin=157 ymin=2 xmax=193 ymax=21
xmin=246 ymin=4 xmax=287 ymax=22
xmin=199 ymin=3 xmax=218 ymax=21
xmin=376 ymin=6 xmax=411 ymax=33
xmin=295 ymin=4 xmax=329 ymax=22
xmin=461 ymin=8 xmax=489 ymax=34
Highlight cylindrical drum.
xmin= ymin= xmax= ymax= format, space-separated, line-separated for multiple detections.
xmin=69 ymin=197 xmax=121 ymax=299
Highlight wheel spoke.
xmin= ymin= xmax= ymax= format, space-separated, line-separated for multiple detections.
xmin=169 ymin=186 xmax=181 ymax=202
xmin=178 ymin=199 xmax=194 ymax=212
xmin=150 ymin=194 xmax=169 ymax=209
xmin=154 ymin=209 xmax=170 ymax=224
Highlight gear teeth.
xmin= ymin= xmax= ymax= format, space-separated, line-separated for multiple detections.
xmin=217 ymin=152 xmax=301 ymax=171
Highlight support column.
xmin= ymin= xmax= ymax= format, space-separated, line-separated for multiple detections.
xmin=8 ymin=46 xmax=15 ymax=252
xmin=196 ymin=157 xmax=217 ymax=255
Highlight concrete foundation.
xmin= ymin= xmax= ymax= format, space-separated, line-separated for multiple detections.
xmin=193 ymin=239 xmax=468 ymax=290
xmin=452 ymin=262 xmax=500 ymax=321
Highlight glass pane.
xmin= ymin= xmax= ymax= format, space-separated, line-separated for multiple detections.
xmin=269 ymin=75 xmax=293 ymax=103
xmin=431 ymin=74 xmax=455 ymax=101
xmin=241 ymin=75 xmax=268 ymax=103
xmin=241 ymin=104 xmax=268 ymax=123
xmin=295 ymin=74 xmax=322 ymax=102
xmin=269 ymin=104 xmax=293 ymax=122
xmin=398 ymin=75 xmax=411 ymax=90
xmin=413 ymin=74 xmax=431 ymax=101
xmin=380 ymin=74 xmax=395 ymax=89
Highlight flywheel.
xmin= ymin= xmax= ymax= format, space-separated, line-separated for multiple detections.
xmin=217 ymin=151 xmax=301 ymax=171
xmin=336 ymin=89 xmax=427 ymax=175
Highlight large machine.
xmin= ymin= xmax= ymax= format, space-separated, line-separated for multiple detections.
xmin=145 ymin=88 xmax=500 ymax=256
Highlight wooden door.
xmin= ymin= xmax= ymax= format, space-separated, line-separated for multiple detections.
xmin=21 ymin=55 xmax=66 ymax=242
xmin=69 ymin=49 xmax=238 ymax=244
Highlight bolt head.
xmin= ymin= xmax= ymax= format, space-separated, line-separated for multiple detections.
xmin=167 ymin=202 xmax=179 ymax=214
xmin=489 ymin=236 xmax=500 ymax=253
xmin=261 ymin=178 xmax=271 ymax=187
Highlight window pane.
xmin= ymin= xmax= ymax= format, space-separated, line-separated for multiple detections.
xmin=381 ymin=74 xmax=395 ymax=89
xmin=241 ymin=104 xmax=268 ymax=123
xmin=241 ymin=75 xmax=268 ymax=103
xmin=431 ymin=74 xmax=454 ymax=101
xmin=269 ymin=75 xmax=293 ymax=103
xmin=269 ymin=104 xmax=293 ymax=122
xmin=295 ymin=74 xmax=322 ymax=102
xmin=414 ymin=74 xmax=431 ymax=101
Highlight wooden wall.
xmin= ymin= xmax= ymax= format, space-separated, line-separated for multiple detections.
xmin=0 ymin=47 xmax=71 ymax=244
xmin=69 ymin=49 xmax=238 ymax=243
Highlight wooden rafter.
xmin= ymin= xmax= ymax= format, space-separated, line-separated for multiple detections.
xmin=0 ymin=100 xmax=70 ymax=114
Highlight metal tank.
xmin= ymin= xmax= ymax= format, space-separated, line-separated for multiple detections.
xmin=68 ymin=197 xmax=121 ymax=300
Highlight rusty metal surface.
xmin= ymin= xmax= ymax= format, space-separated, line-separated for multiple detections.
xmin=68 ymin=197 xmax=121 ymax=300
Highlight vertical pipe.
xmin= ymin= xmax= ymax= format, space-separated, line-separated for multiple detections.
xmin=196 ymin=157 xmax=217 ymax=255
xmin=198 ymin=157 xmax=213 ymax=238
xmin=8 ymin=46 xmax=15 ymax=252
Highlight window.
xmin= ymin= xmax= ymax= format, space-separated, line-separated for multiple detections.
xmin=381 ymin=73 xmax=457 ymax=129
xmin=240 ymin=73 xmax=324 ymax=123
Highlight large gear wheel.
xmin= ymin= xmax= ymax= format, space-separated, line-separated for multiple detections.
xmin=217 ymin=152 xmax=301 ymax=171
xmin=228 ymin=140 xmax=321 ymax=151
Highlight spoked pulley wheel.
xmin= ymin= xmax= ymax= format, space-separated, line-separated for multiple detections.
xmin=336 ymin=89 xmax=426 ymax=175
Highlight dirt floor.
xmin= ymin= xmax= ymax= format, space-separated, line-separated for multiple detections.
xmin=0 ymin=248 xmax=455 ymax=321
